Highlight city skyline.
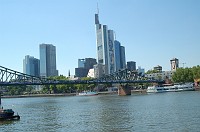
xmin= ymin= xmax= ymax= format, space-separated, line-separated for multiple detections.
xmin=0 ymin=0 xmax=200 ymax=76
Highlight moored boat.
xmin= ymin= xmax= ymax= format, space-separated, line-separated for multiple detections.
xmin=147 ymin=83 xmax=194 ymax=93
xmin=0 ymin=108 xmax=20 ymax=120
xmin=78 ymin=91 xmax=98 ymax=96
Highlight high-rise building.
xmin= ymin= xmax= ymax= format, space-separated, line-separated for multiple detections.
xmin=95 ymin=13 xmax=109 ymax=74
xmin=23 ymin=55 xmax=40 ymax=77
xmin=95 ymin=13 xmax=126 ymax=75
xmin=120 ymin=46 xmax=126 ymax=69
xmin=127 ymin=61 xmax=136 ymax=71
xmin=114 ymin=40 xmax=126 ymax=72
xmin=114 ymin=40 xmax=121 ymax=72
xmin=84 ymin=58 xmax=97 ymax=69
xmin=40 ymin=44 xmax=58 ymax=77
xmin=75 ymin=58 xmax=97 ymax=78
xmin=78 ymin=59 xmax=85 ymax=68
xmin=107 ymin=30 xmax=115 ymax=74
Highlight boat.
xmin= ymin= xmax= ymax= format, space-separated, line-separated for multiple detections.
xmin=147 ymin=83 xmax=195 ymax=93
xmin=0 ymin=108 xmax=20 ymax=120
xmin=78 ymin=91 xmax=98 ymax=96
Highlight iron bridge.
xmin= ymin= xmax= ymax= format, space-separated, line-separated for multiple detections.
xmin=0 ymin=66 xmax=164 ymax=86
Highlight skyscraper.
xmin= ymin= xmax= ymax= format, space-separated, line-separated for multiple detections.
xmin=78 ymin=59 xmax=85 ymax=68
xmin=40 ymin=44 xmax=58 ymax=77
xmin=120 ymin=46 xmax=126 ymax=69
xmin=23 ymin=55 xmax=40 ymax=77
xmin=107 ymin=30 xmax=115 ymax=74
xmin=114 ymin=40 xmax=121 ymax=72
xmin=95 ymin=13 xmax=109 ymax=75
xmin=95 ymin=11 xmax=126 ymax=75
xmin=75 ymin=58 xmax=97 ymax=77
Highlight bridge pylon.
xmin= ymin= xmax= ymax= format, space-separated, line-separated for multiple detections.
xmin=118 ymin=84 xmax=131 ymax=96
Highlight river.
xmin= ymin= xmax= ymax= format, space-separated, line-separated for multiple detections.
xmin=0 ymin=91 xmax=200 ymax=132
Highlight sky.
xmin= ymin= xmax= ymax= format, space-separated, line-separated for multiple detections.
xmin=0 ymin=0 xmax=200 ymax=76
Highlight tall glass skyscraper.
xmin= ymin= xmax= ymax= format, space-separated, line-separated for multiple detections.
xmin=40 ymin=44 xmax=58 ymax=77
xmin=95 ymin=13 xmax=126 ymax=75
xmin=95 ymin=13 xmax=109 ymax=74
xmin=114 ymin=40 xmax=121 ymax=72
xmin=23 ymin=55 xmax=40 ymax=77
xmin=114 ymin=40 xmax=126 ymax=72
xmin=120 ymin=46 xmax=126 ymax=69
xmin=108 ymin=30 xmax=115 ymax=74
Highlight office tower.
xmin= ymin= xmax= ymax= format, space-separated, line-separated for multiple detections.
xmin=40 ymin=44 xmax=58 ymax=77
xmin=120 ymin=46 xmax=126 ymax=69
xmin=107 ymin=30 xmax=115 ymax=74
xmin=75 ymin=58 xmax=97 ymax=77
xmin=114 ymin=40 xmax=121 ymax=72
xmin=170 ymin=58 xmax=179 ymax=71
xmin=95 ymin=13 xmax=109 ymax=74
xmin=114 ymin=40 xmax=127 ymax=72
xmin=23 ymin=55 xmax=40 ymax=77
xmin=95 ymin=12 xmax=126 ymax=75
xmin=127 ymin=61 xmax=136 ymax=71
xmin=84 ymin=58 xmax=97 ymax=69
xmin=78 ymin=59 xmax=85 ymax=68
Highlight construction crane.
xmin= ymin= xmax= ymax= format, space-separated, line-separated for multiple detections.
xmin=180 ymin=62 xmax=186 ymax=68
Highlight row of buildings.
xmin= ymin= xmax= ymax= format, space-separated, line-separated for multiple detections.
xmin=74 ymin=12 xmax=144 ymax=78
xmin=23 ymin=44 xmax=58 ymax=78
xmin=145 ymin=58 xmax=179 ymax=80
xmin=23 ymin=11 xmax=180 ymax=82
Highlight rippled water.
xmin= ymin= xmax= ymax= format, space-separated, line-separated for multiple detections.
xmin=1 ymin=91 xmax=200 ymax=132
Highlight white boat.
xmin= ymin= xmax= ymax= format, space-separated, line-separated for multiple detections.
xmin=78 ymin=91 xmax=98 ymax=96
xmin=147 ymin=83 xmax=194 ymax=93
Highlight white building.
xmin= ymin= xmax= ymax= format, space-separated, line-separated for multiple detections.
xmin=145 ymin=71 xmax=175 ymax=80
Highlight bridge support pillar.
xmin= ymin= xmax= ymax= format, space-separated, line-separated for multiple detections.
xmin=0 ymin=92 xmax=1 ymax=105
xmin=118 ymin=84 xmax=131 ymax=96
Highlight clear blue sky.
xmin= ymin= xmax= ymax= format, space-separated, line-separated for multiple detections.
xmin=0 ymin=0 xmax=200 ymax=76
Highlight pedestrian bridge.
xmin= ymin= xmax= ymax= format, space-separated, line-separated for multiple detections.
xmin=0 ymin=65 xmax=164 ymax=86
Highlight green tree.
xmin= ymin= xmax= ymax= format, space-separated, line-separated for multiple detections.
xmin=146 ymin=69 xmax=160 ymax=74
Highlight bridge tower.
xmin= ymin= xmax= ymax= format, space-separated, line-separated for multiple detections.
xmin=118 ymin=84 xmax=131 ymax=96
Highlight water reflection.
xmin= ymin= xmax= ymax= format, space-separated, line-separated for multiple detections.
xmin=1 ymin=92 xmax=200 ymax=131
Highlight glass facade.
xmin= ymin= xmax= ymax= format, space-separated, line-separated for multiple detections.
xmin=127 ymin=61 xmax=136 ymax=71
xmin=40 ymin=44 xmax=58 ymax=77
xmin=108 ymin=30 xmax=115 ymax=74
xmin=78 ymin=59 xmax=85 ymax=68
xmin=23 ymin=55 xmax=40 ymax=77
xmin=120 ymin=46 xmax=126 ymax=69
xmin=114 ymin=40 xmax=121 ymax=72
xmin=95 ymin=13 xmax=126 ymax=75
xmin=95 ymin=13 xmax=109 ymax=74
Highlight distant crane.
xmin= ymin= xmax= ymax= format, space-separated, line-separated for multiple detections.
xmin=180 ymin=62 xmax=186 ymax=68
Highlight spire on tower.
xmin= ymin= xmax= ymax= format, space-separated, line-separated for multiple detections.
xmin=95 ymin=3 xmax=100 ymax=24
xmin=97 ymin=2 xmax=99 ymax=15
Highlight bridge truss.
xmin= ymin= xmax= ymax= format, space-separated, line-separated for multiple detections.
xmin=0 ymin=66 xmax=164 ymax=86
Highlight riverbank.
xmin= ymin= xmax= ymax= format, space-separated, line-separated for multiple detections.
xmin=1 ymin=90 xmax=147 ymax=98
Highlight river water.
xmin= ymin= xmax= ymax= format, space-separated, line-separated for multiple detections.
xmin=0 ymin=91 xmax=200 ymax=132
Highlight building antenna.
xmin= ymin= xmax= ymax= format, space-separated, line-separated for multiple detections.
xmin=97 ymin=2 xmax=99 ymax=15
xmin=114 ymin=31 xmax=117 ymax=40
